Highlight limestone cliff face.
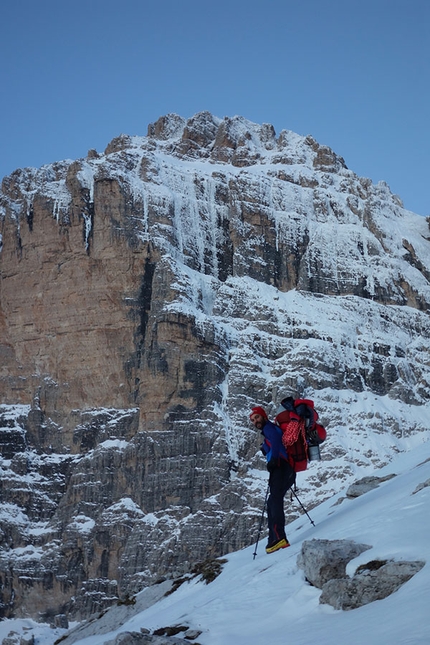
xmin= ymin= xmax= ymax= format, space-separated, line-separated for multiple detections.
xmin=1 ymin=112 xmax=430 ymax=622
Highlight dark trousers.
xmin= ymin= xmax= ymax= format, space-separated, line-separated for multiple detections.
xmin=267 ymin=461 xmax=296 ymax=544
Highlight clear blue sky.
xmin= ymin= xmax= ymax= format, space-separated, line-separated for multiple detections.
xmin=1 ymin=0 xmax=429 ymax=216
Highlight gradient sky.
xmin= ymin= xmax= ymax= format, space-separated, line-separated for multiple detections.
xmin=1 ymin=0 xmax=429 ymax=216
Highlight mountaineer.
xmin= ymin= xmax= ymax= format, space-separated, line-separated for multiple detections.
xmin=250 ymin=406 xmax=296 ymax=553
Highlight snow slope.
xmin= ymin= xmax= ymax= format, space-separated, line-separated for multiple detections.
xmin=2 ymin=437 xmax=429 ymax=645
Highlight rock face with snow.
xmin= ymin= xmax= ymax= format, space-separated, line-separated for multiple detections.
xmin=1 ymin=112 xmax=430 ymax=621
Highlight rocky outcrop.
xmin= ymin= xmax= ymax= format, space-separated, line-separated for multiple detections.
xmin=104 ymin=633 xmax=190 ymax=645
xmin=1 ymin=112 xmax=430 ymax=621
xmin=297 ymin=539 xmax=372 ymax=587
xmin=298 ymin=539 xmax=425 ymax=610
xmin=346 ymin=474 xmax=397 ymax=498
xmin=319 ymin=559 xmax=425 ymax=610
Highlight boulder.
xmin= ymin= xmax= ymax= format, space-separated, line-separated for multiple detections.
xmin=320 ymin=559 xmax=425 ymax=610
xmin=105 ymin=631 xmax=189 ymax=645
xmin=297 ymin=539 xmax=372 ymax=588
xmin=346 ymin=474 xmax=396 ymax=498
xmin=298 ymin=539 xmax=425 ymax=610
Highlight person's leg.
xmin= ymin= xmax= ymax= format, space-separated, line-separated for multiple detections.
xmin=266 ymin=463 xmax=296 ymax=549
xmin=266 ymin=469 xmax=287 ymax=544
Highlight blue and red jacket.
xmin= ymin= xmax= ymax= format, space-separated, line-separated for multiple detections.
xmin=260 ymin=420 xmax=289 ymax=468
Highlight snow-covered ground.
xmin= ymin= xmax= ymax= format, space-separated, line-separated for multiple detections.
xmin=2 ymin=436 xmax=429 ymax=645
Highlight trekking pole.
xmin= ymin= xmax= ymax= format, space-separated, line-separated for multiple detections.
xmin=291 ymin=488 xmax=315 ymax=527
xmin=253 ymin=483 xmax=270 ymax=559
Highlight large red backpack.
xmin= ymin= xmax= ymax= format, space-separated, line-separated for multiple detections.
xmin=275 ymin=397 xmax=326 ymax=472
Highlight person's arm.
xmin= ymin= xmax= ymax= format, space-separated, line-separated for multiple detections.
xmin=263 ymin=422 xmax=282 ymax=466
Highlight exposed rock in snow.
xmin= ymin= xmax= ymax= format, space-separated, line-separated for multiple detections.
xmin=298 ymin=538 xmax=425 ymax=610
xmin=319 ymin=558 xmax=425 ymax=610
xmin=105 ymin=631 xmax=188 ymax=645
xmin=297 ymin=538 xmax=372 ymax=587
xmin=345 ymin=473 xmax=397 ymax=498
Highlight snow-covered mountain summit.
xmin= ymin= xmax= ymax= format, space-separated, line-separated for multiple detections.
xmin=0 ymin=112 xmax=429 ymax=623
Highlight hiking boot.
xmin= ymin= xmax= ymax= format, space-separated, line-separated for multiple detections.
xmin=265 ymin=537 xmax=290 ymax=554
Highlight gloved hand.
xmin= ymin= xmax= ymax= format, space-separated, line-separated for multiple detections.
xmin=260 ymin=443 xmax=268 ymax=456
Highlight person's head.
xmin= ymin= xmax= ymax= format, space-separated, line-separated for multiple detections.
xmin=249 ymin=406 xmax=268 ymax=430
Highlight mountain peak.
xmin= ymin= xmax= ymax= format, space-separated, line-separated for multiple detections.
xmin=0 ymin=112 xmax=429 ymax=624
xmin=141 ymin=111 xmax=348 ymax=171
